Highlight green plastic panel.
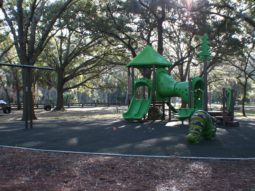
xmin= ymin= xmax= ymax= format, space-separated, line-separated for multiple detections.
xmin=156 ymin=68 xmax=189 ymax=102
xmin=127 ymin=45 xmax=172 ymax=68
xmin=226 ymin=88 xmax=234 ymax=113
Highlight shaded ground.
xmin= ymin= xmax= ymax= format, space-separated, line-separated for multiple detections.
xmin=1 ymin=147 xmax=255 ymax=191
xmin=1 ymin=107 xmax=255 ymax=190
xmin=0 ymin=107 xmax=255 ymax=158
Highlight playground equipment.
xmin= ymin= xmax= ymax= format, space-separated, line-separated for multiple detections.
xmin=123 ymin=78 xmax=152 ymax=120
xmin=156 ymin=68 xmax=204 ymax=121
xmin=123 ymin=45 xmax=204 ymax=121
xmin=186 ymin=110 xmax=216 ymax=144
xmin=208 ymin=88 xmax=239 ymax=127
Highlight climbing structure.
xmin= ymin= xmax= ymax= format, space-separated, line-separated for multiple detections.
xmin=155 ymin=68 xmax=204 ymax=121
xmin=123 ymin=45 xmax=172 ymax=120
xmin=123 ymin=45 xmax=204 ymax=121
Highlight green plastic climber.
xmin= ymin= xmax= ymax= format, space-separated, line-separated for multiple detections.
xmin=123 ymin=45 xmax=205 ymax=121
xmin=186 ymin=110 xmax=216 ymax=144
xmin=198 ymin=33 xmax=211 ymax=62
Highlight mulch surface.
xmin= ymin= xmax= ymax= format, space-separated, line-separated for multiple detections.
xmin=1 ymin=147 xmax=255 ymax=191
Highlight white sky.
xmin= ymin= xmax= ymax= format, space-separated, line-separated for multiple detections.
xmin=0 ymin=11 xmax=3 ymax=20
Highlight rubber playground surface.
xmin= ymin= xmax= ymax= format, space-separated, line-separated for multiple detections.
xmin=0 ymin=107 xmax=255 ymax=158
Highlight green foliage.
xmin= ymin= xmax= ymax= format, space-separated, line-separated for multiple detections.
xmin=0 ymin=0 xmax=254 ymax=107
xmin=63 ymin=92 xmax=77 ymax=105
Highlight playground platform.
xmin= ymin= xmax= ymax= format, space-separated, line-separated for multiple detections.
xmin=0 ymin=108 xmax=255 ymax=158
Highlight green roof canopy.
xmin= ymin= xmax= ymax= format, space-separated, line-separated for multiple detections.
xmin=127 ymin=45 xmax=172 ymax=68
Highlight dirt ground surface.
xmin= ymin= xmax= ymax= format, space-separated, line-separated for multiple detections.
xmin=1 ymin=107 xmax=255 ymax=190
xmin=1 ymin=146 xmax=255 ymax=191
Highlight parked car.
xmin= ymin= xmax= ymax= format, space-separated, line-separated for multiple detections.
xmin=44 ymin=104 xmax=52 ymax=111
xmin=0 ymin=100 xmax=11 ymax=114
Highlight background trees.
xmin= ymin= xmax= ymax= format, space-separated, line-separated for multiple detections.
xmin=0 ymin=0 xmax=254 ymax=116
xmin=1 ymin=0 xmax=76 ymax=119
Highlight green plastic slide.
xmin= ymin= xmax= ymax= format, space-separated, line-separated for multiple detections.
xmin=123 ymin=78 xmax=152 ymax=120
xmin=123 ymin=98 xmax=151 ymax=120
xmin=175 ymin=108 xmax=195 ymax=121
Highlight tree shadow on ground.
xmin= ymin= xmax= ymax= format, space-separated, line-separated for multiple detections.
xmin=0 ymin=109 xmax=255 ymax=157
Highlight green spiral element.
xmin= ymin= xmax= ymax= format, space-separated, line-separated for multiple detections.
xmin=186 ymin=110 xmax=216 ymax=144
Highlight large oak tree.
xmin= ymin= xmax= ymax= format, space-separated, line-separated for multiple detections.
xmin=1 ymin=0 xmax=76 ymax=119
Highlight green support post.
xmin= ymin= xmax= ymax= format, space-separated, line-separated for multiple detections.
xmin=127 ymin=67 xmax=131 ymax=104
xmin=152 ymin=65 xmax=156 ymax=108
xmin=131 ymin=67 xmax=134 ymax=98
xmin=198 ymin=34 xmax=211 ymax=112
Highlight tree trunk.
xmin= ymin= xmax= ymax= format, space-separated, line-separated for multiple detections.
xmin=22 ymin=68 xmax=28 ymax=120
xmin=54 ymin=70 xmax=65 ymax=111
xmin=16 ymin=87 xmax=21 ymax=110
xmin=241 ymin=95 xmax=246 ymax=117
xmin=157 ymin=2 xmax=165 ymax=55
xmin=157 ymin=18 xmax=164 ymax=55
xmin=14 ymin=71 xmax=22 ymax=110
xmin=55 ymin=88 xmax=64 ymax=111
xmin=12 ymin=69 xmax=21 ymax=109
xmin=241 ymin=78 xmax=248 ymax=117
xmin=21 ymin=68 xmax=37 ymax=120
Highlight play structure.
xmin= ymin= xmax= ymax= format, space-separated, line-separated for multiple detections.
xmin=123 ymin=45 xmax=222 ymax=144
xmin=123 ymin=45 xmax=239 ymax=128
xmin=123 ymin=45 xmax=204 ymax=121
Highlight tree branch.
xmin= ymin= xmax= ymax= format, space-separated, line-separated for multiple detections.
xmin=34 ymin=0 xmax=77 ymax=62
xmin=1 ymin=7 xmax=20 ymax=58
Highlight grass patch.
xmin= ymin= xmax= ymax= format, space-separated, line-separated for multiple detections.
xmin=38 ymin=113 xmax=122 ymax=121
xmin=235 ymin=110 xmax=255 ymax=120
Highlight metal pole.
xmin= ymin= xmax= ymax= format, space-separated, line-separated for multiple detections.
xmin=188 ymin=78 xmax=193 ymax=108
xmin=168 ymin=97 xmax=171 ymax=122
xmin=127 ymin=67 xmax=131 ymax=104
xmin=143 ymin=68 xmax=146 ymax=98
xmin=231 ymin=89 xmax=234 ymax=119
xmin=152 ymin=65 xmax=156 ymax=107
xmin=223 ymin=88 xmax=226 ymax=113
xmin=162 ymin=101 xmax=165 ymax=120
xmin=131 ymin=67 xmax=134 ymax=97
